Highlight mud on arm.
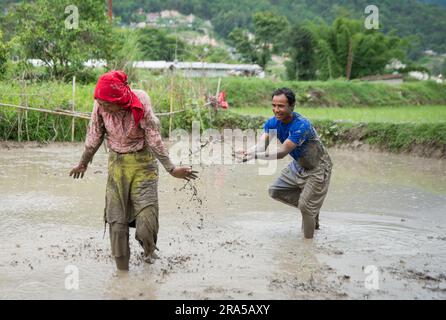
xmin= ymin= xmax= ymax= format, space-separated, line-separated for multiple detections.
xmin=80 ymin=101 xmax=105 ymax=167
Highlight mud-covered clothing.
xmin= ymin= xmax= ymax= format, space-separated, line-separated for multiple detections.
xmin=79 ymin=89 xmax=169 ymax=270
xmin=268 ymin=146 xmax=332 ymax=238
xmin=105 ymin=149 xmax=158 ymax=225
xmin=265 ymin=113 xmax=332 ymax=238
xmin=264 ymin=112 xmax=323 ymax=173
xmin=80 ymin=90 xmax=175 ymax=172
xmin=106 ymin=149 xmax=159 ymax=269
xmin=109 ymin=205 xmax=159 ymax=270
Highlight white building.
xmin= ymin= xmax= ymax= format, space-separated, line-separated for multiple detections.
xmin=26 ymin=59 xmax=264 ymax=78
xmin=133 ymin=61 xmax=264 ymax=78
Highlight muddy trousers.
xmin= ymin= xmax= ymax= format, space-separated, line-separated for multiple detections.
xmin=105 ymin=149 xmax=159 ymax=271
xmin=268 ymin=157 xmax=332 ymax=239
xmin=109 ymin=205 xmax=159 ymax=270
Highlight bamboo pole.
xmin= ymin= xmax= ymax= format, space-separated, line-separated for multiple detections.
xmin=215 ymin=77 xmax=221 ymax=101
xmin=210 ymin=77 xmax=222 ymax=124
xmin=346 ymin=38 xmax=353 ymax=80
xmin=0 ymin=102 xmax=187 ymax=119
xmin=0 ymin=103 xmax=91 ymax=119
xmin=24 ymin=81 xmax=30 ymax=141
xmin=108 ymin=0 xmax=113 ymax=24
xmin=71 ymin=76 xmax=76 ymax=142
xmin=18 ymin=78 xmax=24 ymax=142
xmin=169 ymin=76 xmax=174 ymax=140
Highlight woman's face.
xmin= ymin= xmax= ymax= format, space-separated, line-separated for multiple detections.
xmin=96 ymin=99 xmax=122 ymax=113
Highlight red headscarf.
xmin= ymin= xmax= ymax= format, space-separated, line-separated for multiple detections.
xmin=94 ymin=71 xmax=144 ymax=126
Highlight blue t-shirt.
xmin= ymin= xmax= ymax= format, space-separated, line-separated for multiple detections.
xmin=263 ymin=112 xmax=319 ymax=163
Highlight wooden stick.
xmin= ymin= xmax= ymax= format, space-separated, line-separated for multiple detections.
xmin=71 ymin=76 xmax=76 ymax=142
xmin=156 ymin=110 xmax=185 ymax=116
xmin=24 ymin=81 xmax=30 ymax=141
xmin=0 ymin=103 xmax=91 ymax=119
xmin=169 ymin=76 xmax=174 ymax=140
xmin=0 ymin=102 xmax=189 ymax=119
xmin=18 ymin=78 xmax=24 ymax=142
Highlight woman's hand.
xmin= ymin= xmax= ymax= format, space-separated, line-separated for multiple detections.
xmin=69 ymin=163 xmax=88 ymax=179
xmin=169 ymin=167 xmax=198 ymax=181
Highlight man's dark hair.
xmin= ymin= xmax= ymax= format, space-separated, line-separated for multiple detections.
xmin=272 ymin=87 xmax=296 ymax=107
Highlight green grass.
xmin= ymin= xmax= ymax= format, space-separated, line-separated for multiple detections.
xmin=210 ymin=78 xmax=446 ymax=108
xmin=0 ymin=79 xmax=445 ymax=157
xmin=231 ymin=105 xmax=446 ymax=124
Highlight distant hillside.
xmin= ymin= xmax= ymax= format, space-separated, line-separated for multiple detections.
xmin=418 ymin=0 xmax=446 ymax=6
xmin=1 ymin=0 xmax=446 ymax=54
xmin=111 ymin=0 xmax=446 ymax=55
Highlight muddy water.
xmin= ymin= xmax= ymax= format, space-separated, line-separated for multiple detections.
xmin=0 ymin=143 xmax=445 ymax=300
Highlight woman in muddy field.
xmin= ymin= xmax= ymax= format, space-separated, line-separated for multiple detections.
xmin=69 ymin=70 xmax=197 ymax=271
xmin=237 ymin=88 xmax=332 ymax=239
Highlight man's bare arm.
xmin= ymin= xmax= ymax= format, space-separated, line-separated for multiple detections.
xmin=246 ymin=139 xmax=297 ymax=161
xmin=247 ymin=132 xmax=270 ymax=155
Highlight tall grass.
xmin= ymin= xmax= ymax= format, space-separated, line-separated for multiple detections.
xmin=0 ymin=76 xmax=208 ymax=142
xmin=206 ymin=78 xmax=446 ymax=108
xmin=1 ymin=77 xmax=445 ymax=146
xmin=232 ymin=105 xmax=446 ymax=123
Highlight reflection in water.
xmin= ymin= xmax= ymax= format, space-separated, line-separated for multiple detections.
xmin=0 ymin=144 xmax=445 ymax=299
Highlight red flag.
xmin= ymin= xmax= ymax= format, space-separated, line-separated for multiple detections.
xmin=218 ymin=91 xmax=229 ymax=109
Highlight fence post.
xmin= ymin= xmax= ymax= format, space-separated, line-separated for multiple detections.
xmin=210 ymin=77 xmax=222 ymax=125
xmin=18 ymin=77 xmax=24 ymax=142
xmin=71 ymin=76 xmax=76 ymax=142
xmin=169 ymin=76 xmax=174 ymax=140
xmin=24 ymin=80 xmax=30 ymax=141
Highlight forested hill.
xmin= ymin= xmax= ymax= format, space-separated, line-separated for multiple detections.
xmin=112 ymin=0 xmax=446 ymax=54
xmin=1 ymin=0 xmax=445 ymax=53
xmin=418 ymin=0 xmax=446 ymax=6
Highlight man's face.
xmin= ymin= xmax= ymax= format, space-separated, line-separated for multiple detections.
xmin=272 ymin=94 xmax=293 ymax=121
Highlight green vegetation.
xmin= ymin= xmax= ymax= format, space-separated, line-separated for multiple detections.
xmin=232 ymin=105 xmax=446 ymax=123
xmin=137 ymin=28 xmax=234 ymax=63
xmin=2 ymin=0 xmax=114 ymax=81
xmin=0 ymin=78 xmax=444 ymax=154
xmin=1 ymin=0 xmax=445 ymax=81
xmin=286 ymin=18 xmax=406 ymax=80
xmin=211 ymin=78 xmax=446 ymax=108
xmin=229 ymin=12 xmax=289 ymax=68
xmin=2 ymin=78 xmax=445 ymax=115
xmin=107 ymin=0 xmax=446 ymax=57
xmin=212 ymin=113 xmax=446 ymax=157
xmin=0 ymin=31 xmax=7 ymax=77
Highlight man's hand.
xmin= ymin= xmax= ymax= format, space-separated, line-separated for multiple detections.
xmin=170 ymin=167 xmax=198 ymax=181
xmin=234 ymin=149 xmax=254 ymax=163
xmin=69 ymin=164 xmax=88 ymax=179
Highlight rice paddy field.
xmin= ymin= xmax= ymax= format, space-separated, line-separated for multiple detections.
xmin=231 ymin=105 xmax=446 ymax=124
xmin=0 ymin=79 xmax=445 ymax=300
xmin=0 ymin=79 xmax=445 ymax=157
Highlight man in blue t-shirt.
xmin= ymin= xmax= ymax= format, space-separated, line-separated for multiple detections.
xmin=238 ymin=88 xmax=332 ymax=239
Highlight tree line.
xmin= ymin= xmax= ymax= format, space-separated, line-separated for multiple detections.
xmin=0 ymin=0 xmax=443 ymax=82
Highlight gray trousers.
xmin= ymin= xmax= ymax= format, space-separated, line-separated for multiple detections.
xmin=268 ymin=151 xmax=332 ymax=239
